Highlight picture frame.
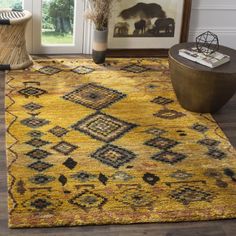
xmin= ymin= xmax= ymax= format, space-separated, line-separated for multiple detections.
xmin=107 ymin=0 xmax=192 ymax=57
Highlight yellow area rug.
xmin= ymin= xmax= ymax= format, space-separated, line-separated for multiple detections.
xmin=5 ymin=58 xmax=236 ymax=228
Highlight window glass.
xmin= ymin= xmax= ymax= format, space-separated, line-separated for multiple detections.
xmin=0 ymin=0 xmax=23 ymax=10
xmin=42 ymin=0 xmax=74 ymax=45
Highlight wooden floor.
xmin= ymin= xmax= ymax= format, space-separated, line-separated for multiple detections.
xmin=0 ymin=69 xmax=236 ymax=236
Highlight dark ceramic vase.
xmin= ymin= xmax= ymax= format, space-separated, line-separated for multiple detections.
xmin=92 ymin=29 xmax=108 ymax=64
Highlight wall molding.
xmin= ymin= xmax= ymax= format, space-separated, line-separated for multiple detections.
xmin=189 ymin=28 xmax=236 ymax=34
xmin=192 ymin=5 xmax=236 ymax=11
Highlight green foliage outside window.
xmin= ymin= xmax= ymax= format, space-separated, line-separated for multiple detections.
xmin=0 ymin=0 xmax=22 ymax=10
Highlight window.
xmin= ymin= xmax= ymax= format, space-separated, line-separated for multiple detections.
xmin=0 ymin=0 xmax=22 ymax=9
xmin=32 ymin=0 xmax=84 ymax=54
xmin=42 ymin=0 xmax=75 ymax=45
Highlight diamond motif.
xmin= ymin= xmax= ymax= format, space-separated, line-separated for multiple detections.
xmin=152 ymin=96 xmax=174 ymax=105
xmin=58 ymin=175 xmax=67 ymax=186
xmin=91 ymin=144 xmax=136 ymax=169
xmin=122 ymin=64 xmax=149 ymax=73
xmin=25 ymin=138 xmax=50 ymax=148
xmin=69 ymin=190 xmax=107 ymax=210
xmin=145 ymin=137 xmax=179 ymax=150
xmin=170 ymin=170 xmax=193 ymax=180
xmin=71 ymin=171 xmax=97 ymax=182
xmin=115 ymin=187 xmax=154 ymax=208
xmin=49 ymin=126 xmax=69 ymax=137
xmin=21 ymin=116 xmax=50 ymax=129
xmin=170 ymin=185 xmax=213 ymax=205
xmin=154 ymin=109 xmax=186 ymax=120
xmin=52 ymin=141 xmax=78 ymax=155
xmin=204 ymin=168 xmax=222 ymax=179
xmin=18 ymin=87 xmax=47 ymax=98
xmin=72 ymin=66 xmax=94 ymax=74
xmin=22 ymin=194 xmax=62 ymax=211
xmin=28 ymin=161 xmax=53 ymax=172
xmin=98 ymin=173 xmax=108 ymax=185
xmin=207 ymin=149 xmax=226 ymax=160
xmin=72 ymin=112 xmax=137 ymax=143
xmin=151 ymin=151 xmax=186 ymax=164
xmin=198 ymin=138 xmax=220 ymax=147
xmin=23 ymin=102 xmax=43 ymax=111
xmin=145 ymin=127 xmax=166 ymax=136
xmin=224 ymin=168 xmax=236 ymax=182
xmin=63 ymin=83 xmax=126 ymax=110
xmin=63 ymin=158 xmax=77 ymax=170
xmin=29 ymin=174 xmax=55 ymax=185
xmin=38 ymin=66 xmax=61 ymax=75
xmin=26 ymin=149 xmax=52 ymax=160
xmin=191 ymin=123 xmax=209 ymax=133
xmin=31 ymin=198 xmax=52 ymax=209
xmin=176 ymin=130 xmax=187 ymax=137
xmin=111 ymin=171 xmax=133 ymax=181
xmin=143 ymin=173 xmax=160 ymax=186
xmin=28 ymin=130 xmax=45 ymax=138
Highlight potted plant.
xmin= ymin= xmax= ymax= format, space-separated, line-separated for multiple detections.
xmin=85 ymin=0 xmax=113 ymax=64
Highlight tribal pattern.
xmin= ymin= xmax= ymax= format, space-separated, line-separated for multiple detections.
xmin=5 ymin=58 xmax=236 ymax=228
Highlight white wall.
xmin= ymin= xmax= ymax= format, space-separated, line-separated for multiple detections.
xmin=189 ymin=0 xmax=236 ymax=49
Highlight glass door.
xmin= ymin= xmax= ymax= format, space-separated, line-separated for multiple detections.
xmin=32 ymin=0 xmax=84 ymax=54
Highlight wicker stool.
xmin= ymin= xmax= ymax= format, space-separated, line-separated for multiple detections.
xmin=0 ymin=9 xmax=32 ymax=70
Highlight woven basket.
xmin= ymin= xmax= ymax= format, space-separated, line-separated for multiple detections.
xmin=0 ymin=9 xmax=32 ymax=70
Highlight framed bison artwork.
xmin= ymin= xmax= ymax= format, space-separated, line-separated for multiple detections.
xmin=107 ymin=0 xmax=192 ymax=57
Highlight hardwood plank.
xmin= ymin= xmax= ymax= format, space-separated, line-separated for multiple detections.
xmin=0 ymin=63 xmax=236 ymax=236
xmin=166 ymin=226 xmax=226 ymax=236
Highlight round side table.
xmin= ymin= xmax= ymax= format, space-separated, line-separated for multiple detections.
xmin=169 ymin=42 xmax=236 ymax=113
xmin=0 ymin=9 xmax=33 ymax=70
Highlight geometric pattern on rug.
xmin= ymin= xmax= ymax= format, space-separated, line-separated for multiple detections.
xmin=26 ymin=149 xmax=52 ymax=160
xmin=121 ymin=64 xmax=149 ymax=73
xmin=151 ymin=150 xmax=187 ymax=164
xmin=151 ymin=96 xmax=174 ymax=105
xmin=170 ymin=185 xmax=214 ymax=205
xmin=63 ymin=157 xmax=78 ymax=170
xmin=23 ymin=102 xmax=43 ymax=111
xmin=143 ymin=173 xmax=160 ymax=186
xmin=18 ymin=86 xmax=47 ymax=98
xmin=28 ymin=161 xmax=53 ymax=172
xmin=207 ymin=149 xmax=226 ymax=160
xmin=38 ymin=66 xmax=61 ymax=75
xmin=145 ymin=137 xmax=179 ymax=150
xmin=21 ymin=116 xmax=50 ymax=129
xmin=25 ymin=138 xmax=50 ymax=148
xmin=52 ymin=141 xmax=78 ymax=156
xmin=72 ymin=66 xmax=95 ymax=75
xmin=91 ymin=144 xmax=136 ymax=169
xmin=62 ymin=83 xmax=126 ymax=110
xmin=29 ymin=174 xmax=56 ymax=185
xmin=72 ymin=112 xmax=137 ymax=143
xmin=22 ymin=193 xmax=63 ymax=211
xmin=28 ymin=130 xmax=45 ymax=138
xmin=170 ymin=170 xmax=193 ymax=180
xmin=197 ymin=138 xmax=220 ymax=147
xmin=48 ymin=126 xmax=69 ymax=137
xmin=69 ymin=190 xmax=108 ymax=211
xmin=191 ymin=123 xmax=209 ymax=133
xmin=114 ymin=186 xmax=155 ymax=209
xmin=5 ymin=58 xmax=236 ymax=228
xmin=154 ymin=109 xmax=186 ymax=120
